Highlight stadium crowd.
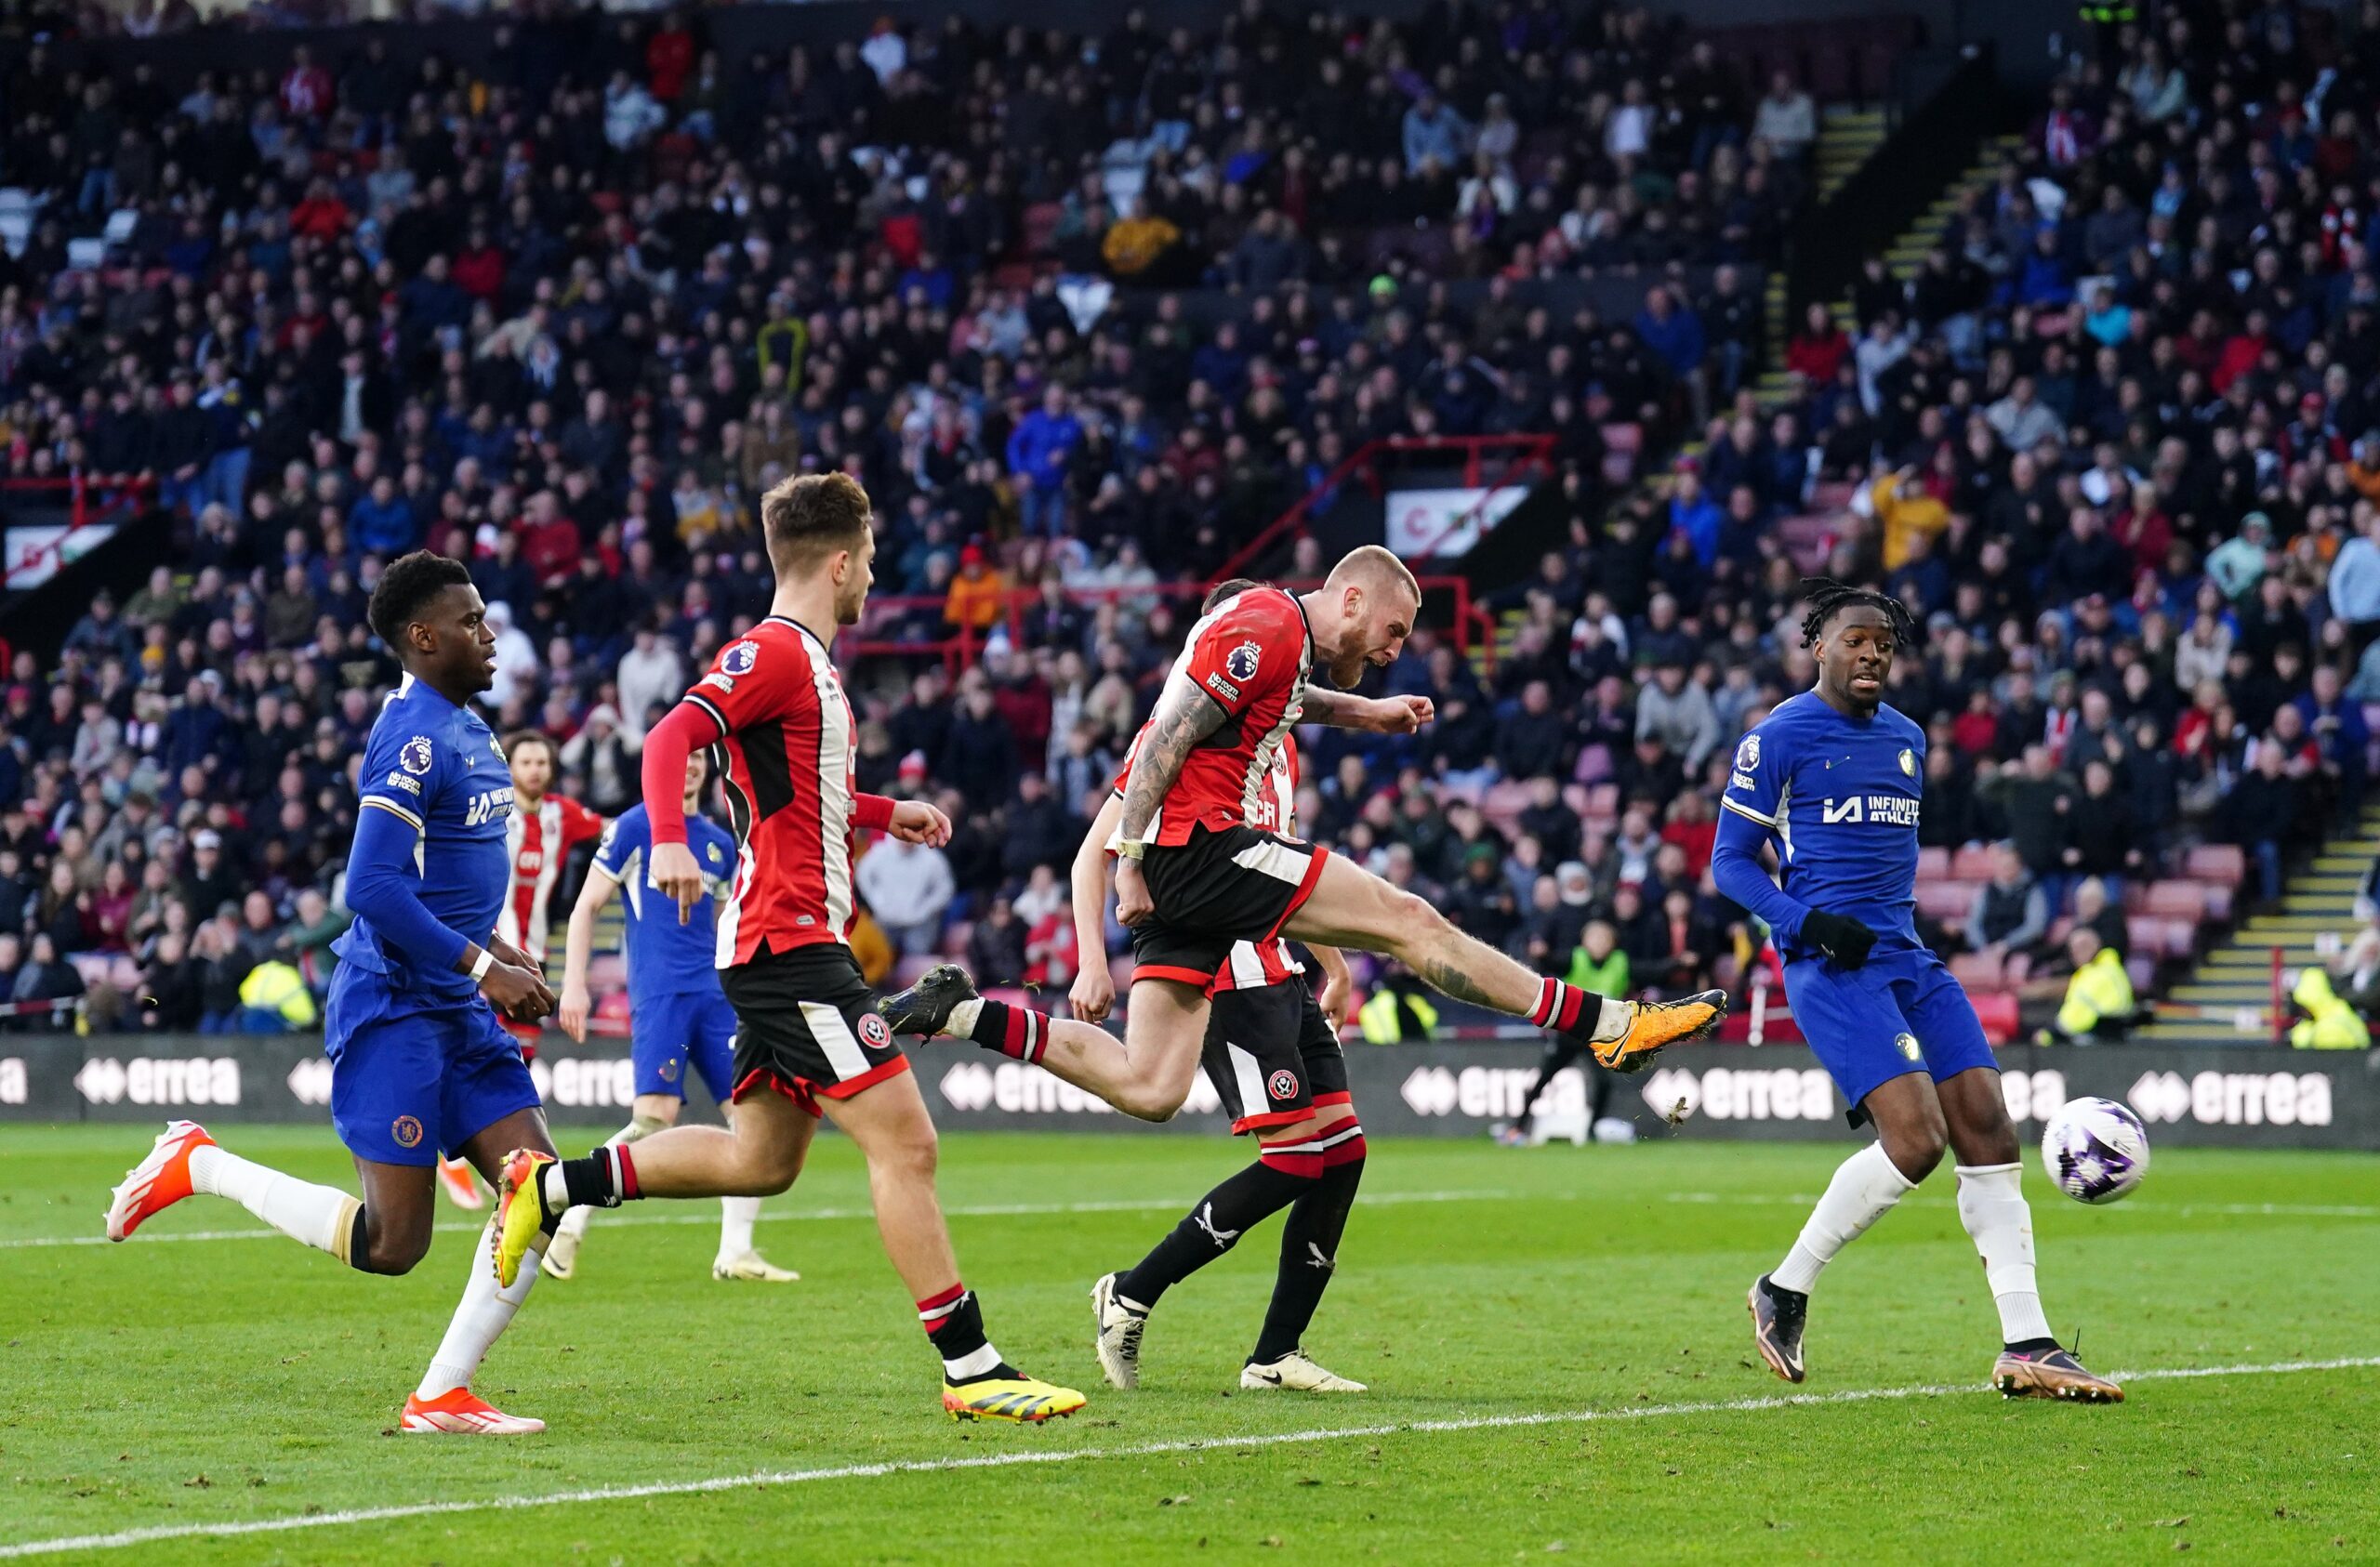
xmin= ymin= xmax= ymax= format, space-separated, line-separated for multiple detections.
xmin=1 ymin=0 xmax=2375 ymax=1045
xmin=0 ymin=0 xmax=1811 ymax=1031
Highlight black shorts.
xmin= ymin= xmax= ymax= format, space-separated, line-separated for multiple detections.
xmin=1134 ymin=823 xmax=1330 ymax=985
xmin=723 ymin=943 xmax=909 ymax=1115
xmin=1202 ymin=978 xmax=1351 ymax=1135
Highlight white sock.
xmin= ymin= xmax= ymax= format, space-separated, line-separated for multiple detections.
xmin=1770 ymin=1140 xmax=1917 ymax=1294
xmin=189 ymin=1144 xmax=362 ymax=1262
xmin=1590 ymin=996 xmax=1632 ymax=1042
xmin=946 ymin=996 xmax=984 ymax=1038
xmin=719 ymin=1196 xmax=760 ymax=1258
xmin=417 ymin=1218 xmax=539 ymax=1401
xmin=1956 ymin=1163 xmax=2054 ymax=1345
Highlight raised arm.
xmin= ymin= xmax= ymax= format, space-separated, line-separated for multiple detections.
xmin=1299 ymin=685 xmax=1434 ymax=734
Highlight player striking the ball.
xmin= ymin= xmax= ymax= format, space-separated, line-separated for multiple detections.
xmin=548 ymin=748 xmax=798 ymax=1284
xmin=881 ymin=546 xmax=1726 ymax=1118
xmin=106 ymin=551 xmax=562 ymax=1433
xmin=1077 ymin=581 xmax=1369 ymax=1394
xmin=490 ymin=472 xmax=1084 ymax=1423
xmin=1710 ymin=579 xmax=2122 ymax=1402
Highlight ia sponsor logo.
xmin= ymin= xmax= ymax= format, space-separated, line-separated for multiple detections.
xmin=528 ymin=1057 xmax=640 ymax=1109
xmin=1638 ymin=1065 xmax=1835 ymax=1123
xmin=937 ymin=1060 xmax=1221 ymax=1117
xmin=74 ymin=1057 xmax=241 ymax=1106
xmin=2127 ymin=1069 xmax=2333 ymax=1127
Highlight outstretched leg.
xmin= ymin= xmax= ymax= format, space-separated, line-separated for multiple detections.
xmin=1283 ymin=855 xmax=1722 ymax=1064
xmin=882 ymin=965 xmax=1214 ymax=1122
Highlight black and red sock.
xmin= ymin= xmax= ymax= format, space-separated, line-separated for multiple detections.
xmin=963 ymin=999 xmax=1049 ymax=1065
xmin=1528 ymin=978 xmax=1596 ymax=1033
xmin=554 ymin=1143 xmax=638 ymax=1211
xmin=1253 ymin=1125 xmax=1367 ymax=1363
xmin=1114 ymin=1145 xmax=1319 ymax=1309
xmin=919 ymin=1283 xmax=1013 ymax=1382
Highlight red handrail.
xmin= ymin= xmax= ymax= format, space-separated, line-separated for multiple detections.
xmin=1 ymin=474 xmax=156 ymax=590
xmin=1207 ymin=433 xmax=1559 ymax=587
xmin=846 ymin=572 xmax=1496 ymax=678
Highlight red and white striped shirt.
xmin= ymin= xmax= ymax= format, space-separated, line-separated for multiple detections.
xmin=678 ymin=615 xmax=892 ymax=967
xmin=498 ymin=792 xmax=604 ymax=962
xmin=1115 ymin=586 xmax=1312 ymax=849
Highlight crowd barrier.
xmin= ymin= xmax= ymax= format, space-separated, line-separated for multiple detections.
xmin=6 ymin=1036 xmax=2373 ymax=1151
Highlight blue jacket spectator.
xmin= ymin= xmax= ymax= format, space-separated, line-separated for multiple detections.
xmin=1402 ymin=93 xmax=1470 ymax=173
xmin=1634 ymin=288 xmax=1707 ymax=383
xmin=347 ymin=478 xmax=418 ymax=558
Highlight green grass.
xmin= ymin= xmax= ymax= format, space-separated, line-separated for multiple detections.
xmin=2 ymin=1126 xmax=2375 ymax=1564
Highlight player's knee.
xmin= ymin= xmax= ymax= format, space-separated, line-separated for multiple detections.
xmin=358 ymin=1218 xmax=431 ymax=1276
xmin=1883 ymin=1120 xmax=1949 ymax=1183
xmin=1116 ymin=1082 xmax=1188 ymax=1122
xmin=872 ymin=1120 xmax=939 ymax=1183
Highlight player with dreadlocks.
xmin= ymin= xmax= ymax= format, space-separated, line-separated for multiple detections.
xmin=1710 ymin=579 xmax=2122 ymax=1403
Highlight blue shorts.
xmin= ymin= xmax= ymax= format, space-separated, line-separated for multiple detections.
xmin=631 ymin=988 xmax=738 ymax=1102
xmin=1784 ymin=946 xmax=1997 ymax=1124
xmin=324 ymin=968 xmax=543 ymax=1166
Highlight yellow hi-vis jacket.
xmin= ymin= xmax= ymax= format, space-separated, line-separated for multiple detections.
xmin=2290 ymin=968 xmax=2371 ymax=1050
xmin=239 ymin=960 xmax=320 ymax=1028
xmin=1358 ymin=986 xmax=1438 ymax=1044
xmin=2056 ymin=948 xmax=2133 ymax=1037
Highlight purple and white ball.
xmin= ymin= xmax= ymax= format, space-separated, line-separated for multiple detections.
xmin=2039 ymin=1097 xmax=2151 ymax=1205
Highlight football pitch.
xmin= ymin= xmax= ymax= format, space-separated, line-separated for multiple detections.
xmin=3 ymin=1125 xmax=2374 ymax=1564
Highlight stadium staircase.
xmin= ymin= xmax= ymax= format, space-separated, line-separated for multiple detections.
xmin=2140 ymin=813 xmax=2380 ymax=1046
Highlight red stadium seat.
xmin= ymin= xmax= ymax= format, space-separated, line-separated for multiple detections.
xmin=2162 ymin=918 xmax=2198 ymax=958
xmin=1950 ymin=846 xmax=1997 ymax=882
xmin=594 ymin=990 xmax=631 ymax=1034
xmin=1917 ymin=846 xmax=1949 ymax=879
xmin=1585 ymin=783 xmax=1621 ymax=817
xmin=2125 ymin=915 xmax=2166 ymax=957
xmin=1914 ymin=880 xmax=1972 ymax=923
xmin=1950 ymin=951 xmax=2004 ymax=991
xmin=588 ymin=954 xmax=627 ymax=994
xmin=2144 ymin=881 xmax=2209 ymax=921
xmin=2183 ymin=845 xmax=2245 ymax=888
xmin=1969 ymin=992 xmax=2020 ymax=1044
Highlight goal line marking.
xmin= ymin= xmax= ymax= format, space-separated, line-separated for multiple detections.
xmin=3 ymin=1356 xmax=2374 ymax=1560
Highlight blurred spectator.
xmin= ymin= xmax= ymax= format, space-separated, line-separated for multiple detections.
xmin=856 ymin=836 xmax=955 ymax=956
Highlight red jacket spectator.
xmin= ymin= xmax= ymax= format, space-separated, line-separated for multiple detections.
xmin=521 ymin=502 xmax=582 ymax=587
xmin=647 ymin=24 xmax=695 ymax=102
xmin=453 ymin=235 xmax=508 ymax=301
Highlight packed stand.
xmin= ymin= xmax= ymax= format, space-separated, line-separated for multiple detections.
xmin=1611 ymin=0 xmax=2380 ymax=1028
xmin=0 ymin=2 xmax=1843 ymax=1032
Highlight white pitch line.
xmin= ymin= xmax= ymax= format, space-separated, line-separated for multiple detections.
xmin=4 ymin=1355 xmax=2374 ymax=1560
xmin=1658 ymin=1191 xmax=2380 ymax=1220
xmin=0 ymin=1188 xmax=1534 ymax=1251
xmin=9 ymin=1186 xmax=2375 ymax=1252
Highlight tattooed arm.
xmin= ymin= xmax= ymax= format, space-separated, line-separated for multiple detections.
xmin=1299 ymin=686 xmax=1435 ymax=733
xmin=1112 ymin=678 xmax=1229 ymax=928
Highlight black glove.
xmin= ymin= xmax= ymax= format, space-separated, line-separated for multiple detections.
xmin=1800 ymin=910 xmax=1878 ymax=969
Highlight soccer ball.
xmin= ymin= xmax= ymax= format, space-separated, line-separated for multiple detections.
xmin=2038 ymin=1097 xmax=2151 ymax=1205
